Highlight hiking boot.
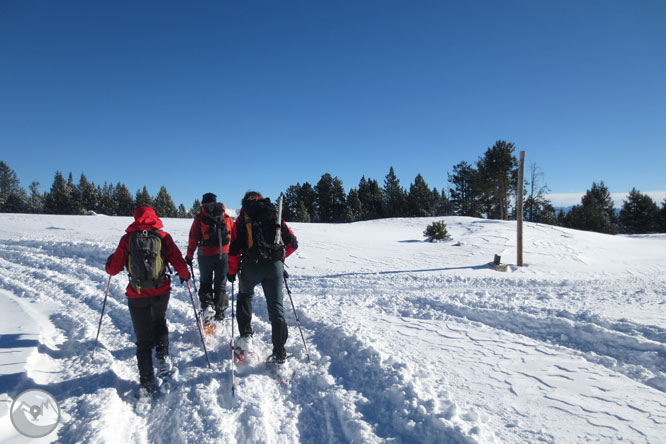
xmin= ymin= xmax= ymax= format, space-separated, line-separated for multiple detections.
xmin=214 ymin=310 xmax=225 ymax=322
xmin=140 ymin=379 xmax=158 ymax=397
xmin=157 ymin=355 xmax=173 ymax=376
xmin=270 ymin=348 xmax=287 ymax=364
xmin=237 ymin=335 xmax=254 ymax=354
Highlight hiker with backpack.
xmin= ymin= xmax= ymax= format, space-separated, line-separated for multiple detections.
xmin=105 ymin=206 xmax=190 ymax=395
xmin=227 ymin=191 xmax=298 ymax=364
xmin=185 ymin=193 xmax=234 ymax=326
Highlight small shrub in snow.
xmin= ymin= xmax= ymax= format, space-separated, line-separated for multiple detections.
xmin=424 ymin=220 xmax=448 ymax=242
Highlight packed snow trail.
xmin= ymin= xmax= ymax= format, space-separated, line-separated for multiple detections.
xmin=1 ymin=214 xmax=665 ymax=443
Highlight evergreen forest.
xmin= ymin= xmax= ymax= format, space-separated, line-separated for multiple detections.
xmin=2 ymin=141 xmax=665 ymax=235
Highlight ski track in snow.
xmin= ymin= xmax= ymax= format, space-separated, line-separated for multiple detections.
xmin=1 ymin=215 xmax=665 ymax=443
xmin=0 ymin=238 xmax=478 ymax=443
xmin=291 ymin=273 xmax=666 ymax=443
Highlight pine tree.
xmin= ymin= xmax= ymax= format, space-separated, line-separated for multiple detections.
xmin=383 ymin=166 xmax=406 ymax=218
xmin=556 ymin=208 xmax=567 ymax=226
xmin=283 ymin=182 xmax=317 ymax=222
xmin=330 ymin=177 xmax=347 ymax=222
xmin=358 ymin=177 xmax=383 ymax=220
xmin=97 ymin=182 xmax=116 ymax=215
xmin=283 ymin=184 xmax=300 ymax=221
xmin=476 ymin=140 xmax=518 ymax=220
xmin=190 ymin=199 xmax=201 ymax=217
xmin=346 ymin=188 xmax=362 ymax=222
xmin=523 ymin=196 xmax=557 ymax=225
xmin=315 ymin=173 xmax=336 ymax=223
xmin=448 ymin=161 xmax=482 ymax=217
xmin=113 ymin=183 xmax=135 ymax=216
xmin=423 ymin=220 xmax=448 ymax=242
xmin=296 ymin=200 xmax=310 ymax=222
xmin=135 ymin=186 xmax=154 ymax=209
xmin=581 ymin=181 xmax=618 ymax=234
xmin=0 ymin=161 xmax=27 ymax=213
xmin=407 ymin=174 xmax=434 ymax=217
xmin=284 ymin=184 xmax=305 ymax=222
xmin=78 ymin=173 xmax=100 ymax=213
xmin=619 ymin=188 xmax=659 ymax=234
xmin=44 ymin=171 xmax=73 ymax=214
xmin=301 ymin=182 xmax=317 ymax=222
xmin=561 ymin=204 xmax=585 ymax=230
xmin=562 ymin=181 xmax=619 ymax=234
xmin=177 ymin=204 xmax=188 ymax=218
xmin=660 ymin=198 xmax=666 ymax=232
xmin=154 ymin=186 xmax=177 ymax=218
xmin=67 ymin=173 xmax=81 ymax=214
xmin=28 ymin=181 xmax=43 ymax=214
xmin=432 ymin=188 xmax=452 ymax=216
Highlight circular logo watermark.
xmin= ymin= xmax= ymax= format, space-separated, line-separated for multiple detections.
xmin=10 ymin=389 xmax=60 ymax=438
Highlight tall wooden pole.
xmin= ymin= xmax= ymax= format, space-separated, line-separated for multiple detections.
xmin=517 ymin=151 xmax=525 ymax=266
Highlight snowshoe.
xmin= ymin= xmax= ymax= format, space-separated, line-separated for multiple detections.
xmin=156 ymin=367 xmax=179 ymax=394
xmin=232 ymin=335 xmax=261 ymax=365
xmin=201 ymin=306 xmax=216 ymax=336
xmin=266 ymin=353 xmax=295 ymax=386
xmin=134 ymin=382 xmax=157 ymax=416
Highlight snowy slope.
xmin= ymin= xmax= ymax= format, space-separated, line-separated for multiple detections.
xmin=1 ymin=214 xmax=665 ymax=443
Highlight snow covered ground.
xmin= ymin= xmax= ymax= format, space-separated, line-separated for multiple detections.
xmin=1 ymin=213 xmax=665 ymax=443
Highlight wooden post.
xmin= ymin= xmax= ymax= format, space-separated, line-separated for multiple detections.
xmin=517 ymin=151 xmax=525 ymax=266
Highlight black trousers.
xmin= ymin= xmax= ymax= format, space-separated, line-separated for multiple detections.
xmin=237 ymin=260 xmax=288 ymax=355
xmin=128 ymin=293 xmax=170 ymax=385
xmin=197 ymin=253 xmax=229 ymax=315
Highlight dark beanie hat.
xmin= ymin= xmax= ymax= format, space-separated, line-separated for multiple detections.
xmin=241 ymin=191 xmax=262 ymax=208
xmin=202 ymin=193 xmax=217 ymax=204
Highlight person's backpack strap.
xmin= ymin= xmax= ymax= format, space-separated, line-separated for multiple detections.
xmin=244 ymin=212 xmax=254 ymax=249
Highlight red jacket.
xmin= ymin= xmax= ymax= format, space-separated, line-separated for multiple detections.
xmin=106 ymin=206 xmax=190 ymax=298
xmin=228 ymin=209 xmax=298 ymax=276
xmin=186 ymin=206 xmax=234 ymax=259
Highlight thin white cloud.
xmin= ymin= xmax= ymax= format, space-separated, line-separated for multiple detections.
xmin=547 ymin=191 xmax=666 ymax=208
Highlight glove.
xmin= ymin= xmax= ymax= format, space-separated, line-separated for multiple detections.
xmin=283 ymin=270 xmax=289 ymax=279
xmin=185 ymin=256 xmax=193 ymax=266
xmin=227 ymin=273 xmax=236 ymax=283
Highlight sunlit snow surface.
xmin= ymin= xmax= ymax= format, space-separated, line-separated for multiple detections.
xmin=1 ymin=213 xmax=665 ymax=443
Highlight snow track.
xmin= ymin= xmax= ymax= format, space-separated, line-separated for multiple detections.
xmin=1 ymin=215 xmax=666 ymax=443
xmin=0 ymin=237 xmax=476 ymax=443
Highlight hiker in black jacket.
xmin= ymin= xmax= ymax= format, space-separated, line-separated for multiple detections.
xmin=227 ymin=191 xmax=298 ymax=364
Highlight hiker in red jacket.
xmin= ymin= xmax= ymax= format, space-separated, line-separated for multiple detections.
xmin=105 ymin=206 xmax=189 ymax=394
xmin=185 ymin=193 xmax=234 ymax=325
xmin=227 ymin=191 xmax=298 ymax=364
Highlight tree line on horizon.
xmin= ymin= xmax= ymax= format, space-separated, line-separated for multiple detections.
xmin=0 ymin=161 xmax=198 ymax=219
xmin=2 ymin=141 xmax=666 ymax=235
xmin=280 ymin=140 xmax=666 ymax=235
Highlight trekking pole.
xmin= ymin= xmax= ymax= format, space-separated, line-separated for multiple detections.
xmin=230 ymin=280 xmax=236 ymax=397
xmin=93 ymin=275 xmax=112 ymax=357
xmin=186 ymin=280 xmax=212 ymax=368
xmin=283 ymin=271 xmax=311 ymax=363
xmin=189 ymin=263 xmax=202 ymax=312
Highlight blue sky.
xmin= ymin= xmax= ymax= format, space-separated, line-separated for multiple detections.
xmin=1 ymin=0 xmax=664 ymax=210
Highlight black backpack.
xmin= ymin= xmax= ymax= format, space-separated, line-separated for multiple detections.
xmin=127 ymin=230 xmax=165 ymax=294
xmin=242 ymin=198 xmax=285 ymax=263
xmin=200 ymin=203 xmax=229 ymax=248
